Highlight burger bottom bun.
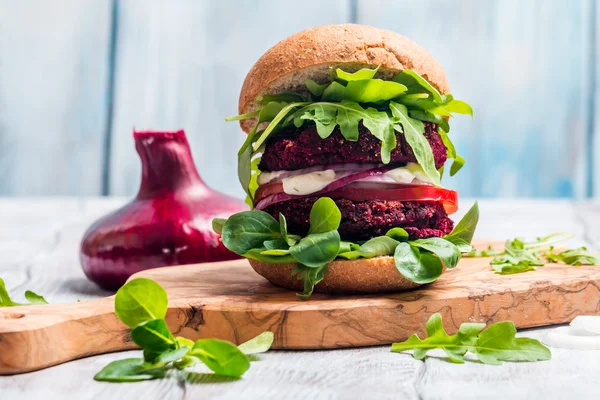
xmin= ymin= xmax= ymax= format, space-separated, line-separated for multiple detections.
xmin=248 ymin=257 xmax=433 ymax=294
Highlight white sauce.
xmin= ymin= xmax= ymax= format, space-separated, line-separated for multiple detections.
xmin=281 ymin=170 xmax=336 ymax=195
xmin=258 ymin=163 xmax=433 ymax=196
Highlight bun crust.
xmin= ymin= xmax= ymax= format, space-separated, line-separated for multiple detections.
xmin=239 ymin=23 xmax=449 ymax=133
xmin=248 ymin=256 xmax=427 ymax=294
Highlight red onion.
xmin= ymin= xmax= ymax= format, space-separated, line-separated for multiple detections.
xmin=80 ymin=130 xmax=247 ymax=290
xmin=254 ymin=165 xmax=394 ymax=210
xmin=258 ymin=163 xmax=382 ymax=185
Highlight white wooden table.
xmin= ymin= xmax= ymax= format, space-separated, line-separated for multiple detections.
xmin=1 ymin=198 xmax=600 ymax=399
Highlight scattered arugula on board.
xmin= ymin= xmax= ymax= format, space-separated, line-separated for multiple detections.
xmin=215 ymin=198 xmax=479 ymax=299
xmin=0 ymin=278 xmax=48 ymax=307
xmin=226 ymin=66 xmax=473 ymax=204
xmin=391 ymin=313 xmax=551 ymax=364
xmin=94 ymin=278 xmax=273 ymax=382
xmin=466 ymin=232 xmax=600 ymax=274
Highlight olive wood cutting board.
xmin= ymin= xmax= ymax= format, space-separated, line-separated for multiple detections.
xmin=1 ymin=240 xmax=600 ymax=375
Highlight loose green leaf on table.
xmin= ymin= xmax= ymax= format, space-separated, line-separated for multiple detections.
xmin=96 ymin=278 xmax=274 ymax=383
xmin=190 ymin=339 xmax=250 ymax=378
xmin=94 ymin=358 xmax=166 ymax=383
xmin=391 ymin=313 xmax=485 ymax=363
xmin=391 ymin=313 xmax=551 ymax=365
xmin=237 ymin=331 xmax=275 ymax=355
xmin=544 ymin=246 xmax=600 ymax=266
xmin=115 ymin=278 xmax=168 ymax=328
xmin=473 ymin=321 xmax=551 ymax=365
xmin=0 ymin=278 xmax=48 ymax=307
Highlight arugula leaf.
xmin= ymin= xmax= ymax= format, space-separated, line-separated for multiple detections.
xmin=391 ymin=313 xmax=485 ymax=363
xmin=473 ymin=321 xmax=551 ymax=364
xmin=294 ymin=101 xmax=396 ymax=159
xmin=544 ymin=246 xmax=600 ymax=265
xmin=298 ymin=103 xmax=338 ymax=138
xmin=438 ymin=128 xmax=464 ymax=176
xmin=115 ymin=278 xmax=168 ymax=328
xmin=252 ymin=102 xmax=310 ymax=151
xmin=322 ymin=79 xmax=407 ymax=103
xmin=190 ymin=339 xmax=250 ymax=378
xmin=289 ymin=231 xmax=341 ymax=268
xmin=444 ymin=202 xmax=479 ymax=244
xmin=390 ymin=102 xmax=440 ymax=185
xmin=0 ymin=278 xmax=21 ymax=307
xmin=309 ymin=197 xmax=341 ymax=233
xmin=443 ymin=98 xmax=473 ymax=117
xmin=221 ymin=211 xmax=281 ymax=255
xmin=24 ymin=291 xmax=48 ymax=305
xmin=237 ymin=331 xmax=274 ymax=356
xmin=408 ymin=109 xmax=449 ymax=132
xmin=391 ymin=313 xmax=551 ymax=365
xmin=258 ymin=93 xmax=305 ymax=104
xmin=305 ymin=79 xmax=329 ymax=97
xmin=94 ymin=358 xmax=166 ymax=382
xmin=335 ymin=66 xmax=379 ymax=81
xmin=231 ymin=68 xmax=475 ymax=196
xmin=393 ymin=70 xmax=443 ymax=102
xmin=490 ymin=238 xmax=545 ymax=275
xmin=0 ymin=278 xmax=48 ymax=307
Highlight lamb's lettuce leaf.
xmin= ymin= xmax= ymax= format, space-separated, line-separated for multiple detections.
xmin=217 ymin=200 xmax=479 ymax=299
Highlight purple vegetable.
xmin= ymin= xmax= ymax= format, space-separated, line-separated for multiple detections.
xmin=80 ymin=130 xmax=247 ymax=289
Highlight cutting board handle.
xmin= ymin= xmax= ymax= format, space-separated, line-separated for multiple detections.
xmin=0 ymin=297 xmax=133 ymax=374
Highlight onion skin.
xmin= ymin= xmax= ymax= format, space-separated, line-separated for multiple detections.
xmin=80 ymin=130 xmax=247 ymax=290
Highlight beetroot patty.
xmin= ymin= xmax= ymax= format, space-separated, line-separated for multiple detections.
xmin=259 ymin=122 xmax=446 ymax=171
xmin=264 ymin=198 xmax=454 ymax=241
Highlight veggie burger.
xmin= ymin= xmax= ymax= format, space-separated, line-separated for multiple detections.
xmin=213 ymin=24 xmax=479 ymax=298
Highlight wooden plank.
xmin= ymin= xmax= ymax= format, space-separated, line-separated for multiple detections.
xmin=108 ymin=0 xmax=351 ymax=198
xmin=0 ymin=199 xmax=598 ymax=399
xmin=358 ymin=0 xmax=592 ymax=198
xmin=4 ymin=238 xmax=600 ymax=374
xmin=0 ymin=1 xmax=112 ymax=196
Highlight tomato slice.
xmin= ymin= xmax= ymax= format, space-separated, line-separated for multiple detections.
xmin=325 ymin=184 xmax=458 ymax=214
xmin=255 ymin=182 xmax=458 ymax=215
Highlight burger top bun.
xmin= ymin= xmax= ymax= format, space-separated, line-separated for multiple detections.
xmin=238 ymin=23 xmax=449 ymax=133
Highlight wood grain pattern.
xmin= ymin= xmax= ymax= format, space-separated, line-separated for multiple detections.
xmin=2 ymin=238 xmax=600 ymax=375
xmin=0 ymin=199 xmax=599 ymax=399
xmin=0 ymin=0 xmax=112 ymax=196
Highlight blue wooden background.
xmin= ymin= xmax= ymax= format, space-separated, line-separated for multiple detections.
xmin=0 ymin=0 xmax=597 ymax=199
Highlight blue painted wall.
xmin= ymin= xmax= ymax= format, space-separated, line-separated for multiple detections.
xmin=0 ymin=0 xmax=597 ymax=198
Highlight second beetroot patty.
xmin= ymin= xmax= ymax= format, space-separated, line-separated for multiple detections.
xmin=259 ymin=122 xmax=447 ymax=171
xmin=264 ymin=198 xmax=454 ymax=241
